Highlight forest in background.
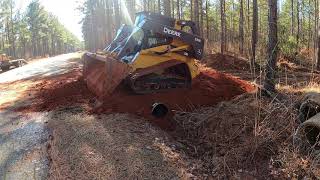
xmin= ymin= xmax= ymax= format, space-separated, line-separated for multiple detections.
xmin=0 ymin=0 xmax=81 ymax=59
xmin=81 ymin=0 xmax=320 ymax=70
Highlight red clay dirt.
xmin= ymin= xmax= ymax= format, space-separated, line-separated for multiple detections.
xmin=94 ymin=69 xmax=254 ymax=116
xmin=11 ymin=68 xmax=94 ymax=113
xmin=204 ymin=53 xmax=252 ymax=71
xmin=7 ymin=57 xmax=255 ymax=129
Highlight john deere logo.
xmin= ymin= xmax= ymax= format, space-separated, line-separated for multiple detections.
xmin=163 ymin=27 xmax=181 ymax=37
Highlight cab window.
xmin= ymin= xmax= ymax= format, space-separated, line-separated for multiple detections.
xmin=181 ymin=26 xmax=193 ymax=34
xmin=144 ymin=30 xmax=172 ymax=49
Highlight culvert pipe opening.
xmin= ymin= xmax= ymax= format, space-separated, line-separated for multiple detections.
xmin=151 ymin=103 xmax=168 ymax=118
xmin=295 ymin=113 xmax=320 ymax=149
xmin=298 ymin=100 xmax=320 ymax=123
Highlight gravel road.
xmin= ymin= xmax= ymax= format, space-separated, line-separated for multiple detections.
xmin=0 ymin=53 xmax=81 ymax=179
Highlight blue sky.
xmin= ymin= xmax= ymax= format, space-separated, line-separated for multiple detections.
xmin=15 ymin=0 xmax=85 ymax=40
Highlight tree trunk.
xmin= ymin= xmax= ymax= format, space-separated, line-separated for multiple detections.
xmin=190 ymin=0 xmax=193 ymax=21
xmin=10 ymin=2 xmax=15 ymax=57
xmin=177 ymin=0 xmax=180 ymax=19
xmin=113 ymin=0 xmax=120 ymax=30
xmin=171 ymin=0 xmax=175 ymax=18
xmin=231 ymin=0 xmax=235 ymax=46
xmin=297 ymin=0 xmax=300 ymax=51
xmin=315 ymin=0 xmax=320 ymax=69
xmin=251 ymin=0 xmax=258 ymax=66
xmin=239 ymin=0 xmax=244 ymax=55
xmin=246 ymin=0 xmax=251 ymax=57
xmin=194 ymin=0 xmax=199 ymax=32
xmin=200 ymin=0 xmax=204 ymax=36
xmin=291 ymin=0 xmax=294 ymax=36
xmin=158 ymin=0 xmax=161 ymax=13
xmin=163 ymin=0 xmax=171 ymax=16
xmin=206 ymin=0 xmax=209 ymax=40
xmin=220 ymin=0 xmax=226 ymax=54
xmin=263 ymin=0 xmax=278 ymax=93
xmin=308 ymin=0 xmax=311 ymax=50
xmin=106 ymin=0 xmax=112 ymax=45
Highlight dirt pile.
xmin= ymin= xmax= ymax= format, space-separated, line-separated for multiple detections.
xmin=12 ymin=65 xmax=254 ymax=130
xmin=278 ymin=57 xmax=312 ymax=73
xmin=94 ymin=68 xmax=255 ymax=120
xmin=203 ymin=53 xmax=253 ymax=72
xmin=15 ymin=67 xmax=94 ymax=112
xmin=14 ymin=67 xmax=254 ymax=117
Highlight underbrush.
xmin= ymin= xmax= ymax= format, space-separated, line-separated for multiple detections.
xmin=173 ymin=91 xmax=320 ymax=178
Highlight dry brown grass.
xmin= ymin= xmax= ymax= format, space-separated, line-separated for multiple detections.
xmin=47 ymin=106 xmax=204 ymax=179
xmin=171 ymin=90 xmax=320 ymax=179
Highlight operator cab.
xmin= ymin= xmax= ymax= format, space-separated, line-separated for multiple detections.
xmin=116 ymin=12 xmax=203 ymax=63
xmin=118 ymin=12 xmax=176 ymax=63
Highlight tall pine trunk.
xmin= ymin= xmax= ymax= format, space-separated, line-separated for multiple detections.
xmin=194 ymin=0 xmax=199 ymax=32
xmin=239 ymin=0 xmax=244 ymax=55
xmin=177 ymin=0 xmax=180 ymax=19
xmin=158 ymin=0 xmax=161 ymax=13
xmin=291 ymin=0 xmax=294 ymax=36
xmin=296 ymin=0 xmax=300 ymax=51
xmin=206 ymin=0 xmax=209 ymax=40
xmin=163 ymin=0 xmax=171 ymax=16
xmin=315 ymin=0 xmax=320 ymax=69
xmin=220 ymin=0 xmax=226 ymax=54
xmin=200 ymin=0 xmax=204 ymax=36
xmin=251 ymin=0 xmax=258 ymax=66
xmin=308 ymin=0 xmax=311 ymax=50
xmin=264 ymin=0 xmax=278 ymax=93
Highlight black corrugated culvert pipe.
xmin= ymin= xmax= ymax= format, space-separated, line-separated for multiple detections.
xmin=295 ymin=113 xmax=320 ymax=151
xmin=294 ymin=93 xmax=320 ymax=151
xmin=151 ymin=103 xmax=168 ymax=118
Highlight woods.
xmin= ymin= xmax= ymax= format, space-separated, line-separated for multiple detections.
xmin=81 ymin=0 xmax=319 ymax=70
xmin=0 ymin=0 xmax=81 ymax=59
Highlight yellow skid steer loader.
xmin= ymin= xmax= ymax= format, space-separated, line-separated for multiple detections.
xmin=83 ymin=11 xmax=204 ymax=99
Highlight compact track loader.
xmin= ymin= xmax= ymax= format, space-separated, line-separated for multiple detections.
xmin=83 ymin=12 xmax=204 ymax=99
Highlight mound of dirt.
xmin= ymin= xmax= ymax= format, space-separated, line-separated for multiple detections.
xmin=278 ymin=57 xmax=315 ymax=73
xmin=94 ymin=69 xmax=255 ymax=123
xmin=13 ymin=65 xmax=254 ymax=130
xmin=15 ymin=67 xmax=94 ymax=113
xmin=204 ymin=53 xmax=252 ymax=72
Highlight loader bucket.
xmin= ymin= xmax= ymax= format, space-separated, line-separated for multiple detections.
xmin=83 ymin=52 xmax=131 ymax=99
